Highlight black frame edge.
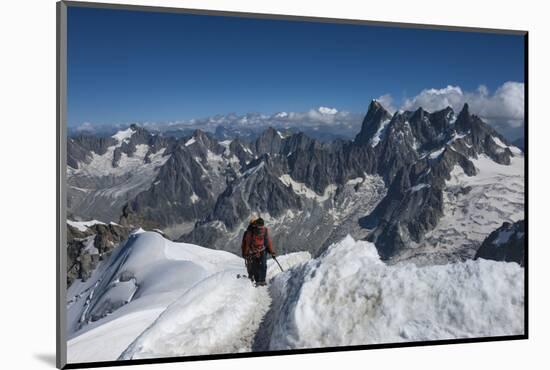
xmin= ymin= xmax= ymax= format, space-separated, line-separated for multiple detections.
xmin=63 ymin=335 xmax=528 ymax=369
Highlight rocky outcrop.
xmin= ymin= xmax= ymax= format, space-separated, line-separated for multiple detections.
xmin=67 ymin=222 xmax=131 ymax=286
xmin=475 ymin=220 xmax=525 ymax=266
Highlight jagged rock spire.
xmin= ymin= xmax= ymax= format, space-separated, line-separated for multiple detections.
xmin=354 ymin=100 xmax=392 ymax=145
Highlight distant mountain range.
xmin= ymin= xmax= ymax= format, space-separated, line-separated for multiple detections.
xmin=67 ymin=101 xmax=524 ymax=264
xmin=68 ymin=107 xmax=363 ymax=143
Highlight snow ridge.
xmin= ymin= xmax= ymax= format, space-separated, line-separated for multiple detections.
xmin=68 ymin=232 xmax=523 ymax=363
xmin=266 ymin=236 xmax=524 ymax=349
xmin=119 ymin=271 xmax=271 ymax=359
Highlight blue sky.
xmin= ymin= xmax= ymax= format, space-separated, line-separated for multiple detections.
xmin=67 ymin=6 xmax=525 ymax=128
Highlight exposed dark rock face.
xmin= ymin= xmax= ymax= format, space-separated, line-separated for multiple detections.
xmin=67 ymin=139 xmax=94 ymax=169
xmin=211 ymin=157 xmax=303 ymax=229
xmin=454 ymin=104 xmax=513 ymax=165
xmin=120 ymin=143 xmax=216 ymax=229
xmin=179 ymin=128 xmax=380 ymax=255
xmin=111 ymin=125 xmax=174 ymax=167
xmin=67 ymin=134 xmax=119 ymax=170
xmin=118 ymin=130 xmax=255 ymax=233
xmin=254 ymin=127 xmax=284 ymax=155
xmin=66 ymin=222 xmax=131 ymax=286
xmin=67 ymin=126 xmax=174 ymax=222
xmin=69 ymin=135 xmax=117 ymax=159
xmin=357 ymin=102 xmax=517 ymax=260
xmin=179 ymin=155 xmax=318 ymax=255
xmin=475 ymin=220 xmax=525 ymax=266
xmin=354 ymin=100 xmax=393 ymax=145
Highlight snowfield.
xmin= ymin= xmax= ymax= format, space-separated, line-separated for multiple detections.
xmin=67 ymin=231 xmax=309 ymax=363
xmin=119 ymin=270 xmax=271 ymax=359
xmin=265 ymin=236 xmax=524 ymax=350
xmin=67 ymin=231 xmax=241 ymax=362
xmin=67 ymin=232 xmax=524 ymax=364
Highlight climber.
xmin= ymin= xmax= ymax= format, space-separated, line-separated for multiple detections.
xmin=241 ymin=216 xmax=275 ymax=287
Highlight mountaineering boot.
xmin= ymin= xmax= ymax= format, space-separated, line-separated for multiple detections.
xmin=255 ymin=281 xmax=267 ymax=287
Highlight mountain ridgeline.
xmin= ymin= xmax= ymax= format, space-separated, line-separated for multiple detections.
xmin=67 ymin=101 xmax=524 ymax=263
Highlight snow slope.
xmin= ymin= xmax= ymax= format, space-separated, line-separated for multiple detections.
xmin=264 ymin=235 xmax=524 ymax=350
xmin=67 ymin=231 xmax=242 ymax=363
xmin=67 ymin=232 xmax=523 ymax=363
xmin=67 ymin=231 xmax=308 ymax=363
xmin=119 ymin=271 xmax=271 ymax=359
xmin=118 ymin=252 xmax=311 ymax=360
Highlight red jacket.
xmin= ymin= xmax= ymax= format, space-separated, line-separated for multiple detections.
xmin=241 ymin=225 xmax=274 ymax=257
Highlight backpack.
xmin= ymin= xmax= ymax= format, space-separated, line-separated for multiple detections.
xmin=249 ymin=225 xmax=267 ymax=254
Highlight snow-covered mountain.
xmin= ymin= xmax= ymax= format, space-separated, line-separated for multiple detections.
xmin=67 ymin=231 xmax=524 ymax=363
xmin=67 ymin=125 xmax=174 ymax=221
xmin=67 ymin=101 xmax=524 ymax=264
xmin=357 ymin=102 xmax=523 ymax=262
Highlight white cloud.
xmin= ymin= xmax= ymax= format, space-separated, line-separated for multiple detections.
xmin=402 ymin=85 xmax=465 ymax=113
xmin=318 ymin=106 xmax=338 ymax=115
xmin=75 ymin=121 xmax=96 ymax=133
xmin=70 ymin=82 xmax=524 ymax=141
xmin=396 ymin=82 xmax=524 ymax=130
xmin=118 ymin=107 xmax=361 ymax=139
xmin=473 ymin=82 xmax=524 ymax=128
xmin=376 ymin=94 xmax=396 ymax=114
xmin=297 ymin=107 xmax=346 ymax=124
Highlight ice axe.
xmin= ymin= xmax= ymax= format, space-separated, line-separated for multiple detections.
xmin=272 ymin=254 xmax=284 ymax=272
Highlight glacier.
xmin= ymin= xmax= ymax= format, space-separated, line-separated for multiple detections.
xmin=399 ymin=152 xmax=525 ymax=265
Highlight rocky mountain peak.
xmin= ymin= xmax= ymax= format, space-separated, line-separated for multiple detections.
xmin=191 ymin=129 xmax=211 ymax=144
xmin=185 ymin=129 xmax=222 ymax=154
xmin=461 ymin=102 xmax=470 ymax=115
xmin=354 ymin=100 xmax=392 ymax=145
xmin=192 ymin=128 xmax=208 ymax=138
xmin=260 ymin=127 xmax=282 ymax=140
xmin=255 ymin=126 xmax=283 ymax=154
xmin=455 ymin=103 xmax=473 ymax=131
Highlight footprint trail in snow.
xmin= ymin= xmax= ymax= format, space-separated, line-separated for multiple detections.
xmin=118 ymin=251 xmax=311 ymax=359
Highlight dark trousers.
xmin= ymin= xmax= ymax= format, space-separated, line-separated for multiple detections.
xmin=248 ymin=251 xmax=267 ymax=283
